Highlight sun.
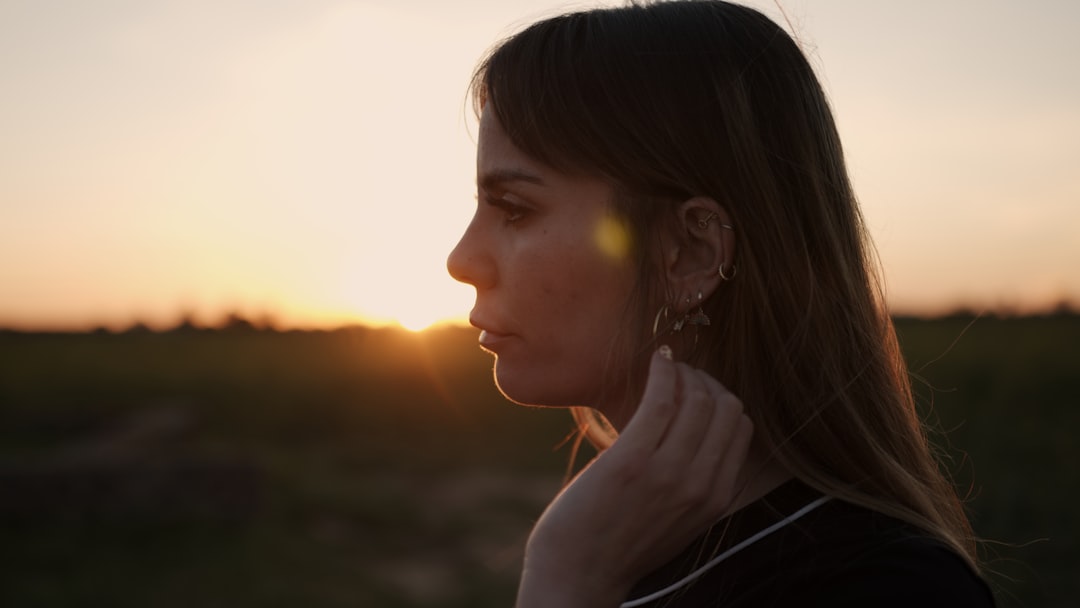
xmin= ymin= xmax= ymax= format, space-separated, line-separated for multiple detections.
xmin=331 ymin=195 xmax=477 ymax=333
xmin=397 ymin=310 xmax=439 ymax=332
xmin=335 ymin=258 xmax=474 ymax=332
xmin=391 ymin=285 xmax=470 ymax=331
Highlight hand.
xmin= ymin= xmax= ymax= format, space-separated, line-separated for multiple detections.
xmin=516 ymin=348 xmax=755 ymax=608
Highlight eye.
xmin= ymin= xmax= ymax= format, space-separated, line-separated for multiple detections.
xmin=482 ymin=194 xmax=529 ymax=225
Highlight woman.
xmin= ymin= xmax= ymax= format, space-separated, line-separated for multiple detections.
xmin=447 ymin=1 xmax=995 ymax=606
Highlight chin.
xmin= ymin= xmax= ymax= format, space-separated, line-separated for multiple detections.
xmin=492 ymin=361 xmax=587 ymax=408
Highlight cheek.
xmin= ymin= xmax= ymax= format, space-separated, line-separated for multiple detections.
xmin=533 ymin=256 xmax=633 ymax=365
xmin=493 ymin=222 xmax=637 ymax=406
xmin=512 ymin=240 xmax=590 ymax=312
xmin=528 ymin=258 xmax=605 ymax=331
xmin=495 ymin=279 xmax=619 ymax=406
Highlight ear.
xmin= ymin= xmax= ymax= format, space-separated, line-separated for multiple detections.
xmin=661 ymin=197 xmax=736 ymax=311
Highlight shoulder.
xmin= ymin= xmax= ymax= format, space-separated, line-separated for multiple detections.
xmin=746 ymin=494 xmax=997 ymax=607
xmin=627 ymin=481 xmax=996 ymax=607
xmin=795 ymin=517 xmax=995 ymax=607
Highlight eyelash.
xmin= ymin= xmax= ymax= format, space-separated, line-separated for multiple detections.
xmin=483 ymin=195 xmax=528 ymax=225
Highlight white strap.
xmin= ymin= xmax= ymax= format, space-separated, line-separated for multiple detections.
xmin=621 ymin=495 xmax=832 ymax=608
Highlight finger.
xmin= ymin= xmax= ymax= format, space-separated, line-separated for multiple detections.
xmin=653 ymin=364 xmax=716 ymax=462
xmin=694 ymin=368 xmax=735 ymax=411
xmin=617 ymin=347 xmax=680 ymax=452
xmin=684 ymin=372 xmax=748 ymax=479
xmin=712 ymin=413 xmax=755 ymax=509
xmin=693 ymin=371 xmax=745 ymax=452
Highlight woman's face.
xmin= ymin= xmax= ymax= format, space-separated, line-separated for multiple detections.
xmin=447 ymin=111 xmax=639 ymax=409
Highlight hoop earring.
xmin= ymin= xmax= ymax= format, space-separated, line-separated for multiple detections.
xmin=654 ymin=300 xmax=692 ymax=335
xmin=652 ymin=304 xmax=671 ymax=338
xmin=719 ymin=262 xmax=737 ymax=281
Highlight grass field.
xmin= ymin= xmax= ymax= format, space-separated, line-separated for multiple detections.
xmin=0 ymin=314 xmax=1076 ymax=606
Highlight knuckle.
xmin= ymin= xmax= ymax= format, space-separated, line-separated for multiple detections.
xmin=675 ymin=480 xmax=713 ymax=507
xmin=643 ymin=457 xmax=683 ymax=491
xmin=714 ymin=395 xmax=744 ymax=416
xmin=609 ymin=457 xmax=644 ymax=486
xmin=734 ymin=412 xmax=754 ymax=436
xmin=686 ymin=390 xmax=711 ymax=406
xmin=649 ymin=396 xmax=676 ymax=417
xmin=614 ymin=443 xmax=650 ymax=470
xmin=655 ymin=474 xmax=682 ymax=496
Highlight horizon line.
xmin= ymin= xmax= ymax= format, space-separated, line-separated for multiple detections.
xmin=2 ymin=301 xmax=1078 ymax=335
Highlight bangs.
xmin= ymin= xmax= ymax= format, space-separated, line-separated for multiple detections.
xmin=470 ymin=12 xmax=609 ymax=176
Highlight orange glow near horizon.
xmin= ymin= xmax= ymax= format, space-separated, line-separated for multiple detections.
xmin=1 ymin=1 xmax=1078 ymax=332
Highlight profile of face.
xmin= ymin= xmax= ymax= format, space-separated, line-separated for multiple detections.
xmin=446 ymin=110 xmax=639 ymax=409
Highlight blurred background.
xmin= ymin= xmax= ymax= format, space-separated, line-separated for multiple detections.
xmin=1 ymin=1 xmax=1077 ymax=606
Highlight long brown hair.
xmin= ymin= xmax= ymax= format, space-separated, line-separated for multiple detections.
xmin=471 ymin=1 xmax=978 ymax=570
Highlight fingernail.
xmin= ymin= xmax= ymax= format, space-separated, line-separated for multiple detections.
xmin=658 ymin=345 xmax=673 ymax=360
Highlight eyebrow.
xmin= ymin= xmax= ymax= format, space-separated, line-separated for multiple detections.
xmin=477 ymin=168 xmax=546 ymax=191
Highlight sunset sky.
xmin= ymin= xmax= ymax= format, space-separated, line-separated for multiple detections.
xmin=1 ymin=0 xmax=1077 ymax=331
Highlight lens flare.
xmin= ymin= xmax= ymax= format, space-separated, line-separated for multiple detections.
xmin=594 ymin=214 xmax=631 ymax=261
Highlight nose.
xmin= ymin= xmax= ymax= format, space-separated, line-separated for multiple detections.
xmin=446 ymin=215 xmax=495 ymax=290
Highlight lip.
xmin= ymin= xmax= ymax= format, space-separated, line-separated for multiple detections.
xmin=470 ymin=315 xmax=514 ymax=351
xmin=478 ymin=329 xmax=514 ymax=351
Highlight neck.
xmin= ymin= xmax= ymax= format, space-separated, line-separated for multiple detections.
xmin=725 ymin=437 xmax=793 ymax=515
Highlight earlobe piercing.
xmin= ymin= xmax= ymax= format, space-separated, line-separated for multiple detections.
xmin=688 ymin=290 xmax=710 ymax=327
xmin=655 ymin=289 xmax=712 ymax=337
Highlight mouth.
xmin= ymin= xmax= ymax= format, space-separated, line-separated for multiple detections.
xmin=470 ymin=316 xmax=514 ymax=351
xmin=478 ymin=329 xmax=513 ymax=353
